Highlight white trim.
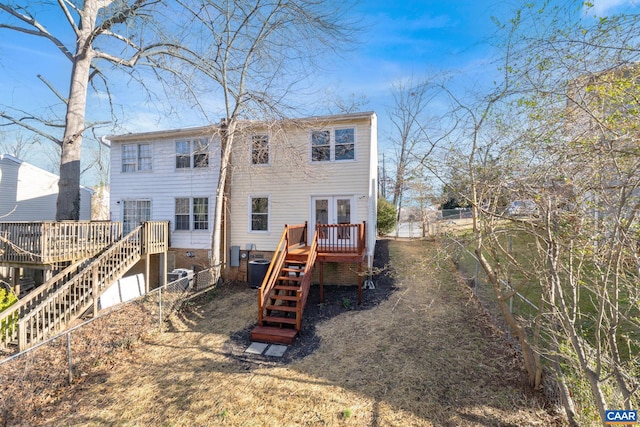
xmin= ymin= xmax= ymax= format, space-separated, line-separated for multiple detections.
xmin=309 ymin=126 xmax=357 ymax=163
xmin=248 ymin=194 xmax=271 ymax=234
xmin=309 ymin=195 xmax=357 ymax=243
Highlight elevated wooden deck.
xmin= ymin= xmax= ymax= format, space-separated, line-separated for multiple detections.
xmin=0 ymin=221 xmax=168 ymax=267
xmin=288 ymin=242 xmax=366 ymax=305
xmin=251 ymin=222 xmax=367 ymax=345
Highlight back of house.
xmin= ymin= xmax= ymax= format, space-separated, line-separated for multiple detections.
xmin=226 ymin=112 xmax=378 ymax=284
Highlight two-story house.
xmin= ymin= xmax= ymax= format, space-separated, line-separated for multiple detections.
xmin=226 ymin=112 xmax=378 ymax=286
xmin=107 ymin=112 xmax=378 ymax=287
xmin=107 ymin=126 xmax=220 ymax=273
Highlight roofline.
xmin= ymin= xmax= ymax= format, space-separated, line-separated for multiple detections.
xmin=0 ymin=153 xmax=94 ymax=194
xmin=105 ymin=111 xmax=377 ymax=142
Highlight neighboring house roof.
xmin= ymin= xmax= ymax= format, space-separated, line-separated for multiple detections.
xmin=0 ymin=154 xmax=93 ymax=221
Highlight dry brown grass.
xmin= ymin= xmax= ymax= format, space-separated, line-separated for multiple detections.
xmin=3 ymin=239 xmax=565 ymax=426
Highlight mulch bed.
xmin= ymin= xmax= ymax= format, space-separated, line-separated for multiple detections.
xmin=224 ymin=239 xmax=396 ymax=364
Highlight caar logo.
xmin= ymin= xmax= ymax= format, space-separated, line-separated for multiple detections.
xmin=605 ymin=410 xmax=638 ymax=425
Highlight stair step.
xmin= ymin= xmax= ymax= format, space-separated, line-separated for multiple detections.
xmin=265 ymin=304 xmax=297 ymax=313
xmin=278 ymin=275 xmax=302 ymax=282
xmin=271 ymin=294 xmax=298 ymax=302
xmin=284 ymin=260 xmax=305 ymax=266
xmin=263 ymin=315 xmax=297 ymax=325
xmin=281 ymin=267 xmax=304 ymax=273
xmin=250 ymin=326 xmax=298 ymax=345
xmin=274 ymin=285 xmax=300 ymax=292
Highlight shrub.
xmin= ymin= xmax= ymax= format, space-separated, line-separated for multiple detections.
xmin=0 ymin=287 xmax=17 ymax=312
xmin=377 ymin=198 xmax=397 ymax=234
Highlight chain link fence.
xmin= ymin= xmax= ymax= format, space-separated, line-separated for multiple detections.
xmin=0 ymin=266 xmax=220 ymax=425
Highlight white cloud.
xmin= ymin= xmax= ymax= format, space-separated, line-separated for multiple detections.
xmin=589 ymin=0 xmax=639 ymax=15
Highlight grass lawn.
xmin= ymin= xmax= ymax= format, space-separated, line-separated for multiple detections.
xmin=1 ymin=239 xmax=563 ymax=426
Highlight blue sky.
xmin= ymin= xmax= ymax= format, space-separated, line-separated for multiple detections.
xmin=0 ymin=0 xmax=638 ymax=184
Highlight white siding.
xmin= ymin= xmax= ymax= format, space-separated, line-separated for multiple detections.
xmin=108 ymin=134 xmax=221 ymax=250
xmin=0 ymin=155 xmax=92 ymax=221
xmin=229 ymin=113 xmax=377 ymax=252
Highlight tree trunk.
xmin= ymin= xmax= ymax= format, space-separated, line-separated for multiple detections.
xmin=211 ymin=118 xmax=236 ymax=276
xmin=56 ymin=3 xmax=100 ymax=220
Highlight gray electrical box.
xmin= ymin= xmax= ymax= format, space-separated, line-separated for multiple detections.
xmin=230 ymin=245 xmax=240 ymax=267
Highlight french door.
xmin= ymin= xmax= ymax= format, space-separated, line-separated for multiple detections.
xmin=310 ymin=196 xmax=355 ymax=247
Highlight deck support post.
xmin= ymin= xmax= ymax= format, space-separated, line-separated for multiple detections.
xmin=357 ymin=260 xmax=363 ymax=305
xmin=92 ymin=265 xmax=99 ymax=317
xmin=319 ymin=261 xmax=324 ymax=303
xmin=145 ymin=253 xmax=150 ymax=293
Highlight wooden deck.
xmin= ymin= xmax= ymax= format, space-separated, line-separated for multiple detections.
xmin=288 ymin=244 xmax=366 ymax=304
xmin=251 ymin=222 xmax=368 ymax=345
xmin=0 ymin=221 xmax=168 ymax=267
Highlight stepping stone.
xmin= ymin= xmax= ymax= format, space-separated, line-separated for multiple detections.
xmin=264 ymin=344 xmax=287 ymax=357
xmin=245 ymin=342 xmax=269 ymax=355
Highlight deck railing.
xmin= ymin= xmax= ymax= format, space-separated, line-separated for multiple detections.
xmin=141 ymin=221 xmax=170 ymax=254
xmin=0 ymin=221 xmax=122 ymax=265
xmin=316 ymin=222 xmax=366 ymax=254
xmin=1 ymin=221 xmax=169 ymax=351
xmin=286 ymin=222 xmax=308 ymax=248
xmin=16 ymin=225 xmax=145 ymax=350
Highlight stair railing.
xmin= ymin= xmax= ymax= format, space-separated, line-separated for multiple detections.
xmin=295 ymin=231 xmax=318 ymax=330
xmin=16 ymin=225 xmax=145 ymax=351
xmin=257 ymin=228 xmax=289 ymax=326
xmin=0 ymin=259 xmax=90 ymax=347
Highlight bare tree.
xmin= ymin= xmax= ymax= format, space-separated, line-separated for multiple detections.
xmin=463 ymin=2 xmax=640 ymax=423
xmin=0 ymin=1 xmax=193 ymax=220
xmin=0 ymin=129 xmax=40 ymax=159
xmin=167 ymin=0 xmax=356 ymax=273
xmin=387 ymin=78 xmax=434 ymax=217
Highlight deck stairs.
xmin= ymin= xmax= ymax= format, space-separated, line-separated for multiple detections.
xmin=251 ymin=224 xmax=317 ymax=345
xmin=0 ymin=224 xmax=152 ymax=351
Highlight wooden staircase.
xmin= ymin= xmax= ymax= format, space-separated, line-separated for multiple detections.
xmin=0 ymin=222 xmax=168 ymax=351
xmin=251 ymin=224 xmax=317 ymax=345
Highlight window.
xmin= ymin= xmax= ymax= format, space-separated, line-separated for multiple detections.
xmin=175 ymin=138 xmax=209 ymax=169
xmin=311 ymin=128 xmax=355 ymax=162
xmin=175 ymin=198 xmax=190 ymax=230
xmin=250 ymin=197 xmax=269 ymax=232
xmin=174 ymin=197 xmax=209 ymax=231
xmin=334 ymin=128 xmax=355 ymax=160
xmin=122 ymin=200 xmax=151 ymax=234
xmin=311 ymin=130 xmax=331 ymax=161
xmin=193 ymin=198 xmax=209 ymax=230
xmin=122 ymin=144 xmax=152 ymax=172
xmin=251 ymin=135 xmax=269 ymax=165
xmin=175 ymin=141 xmax=191 ymax=169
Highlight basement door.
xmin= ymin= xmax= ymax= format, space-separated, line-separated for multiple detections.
xmin=310 ymin=196 xmax=355 ymax=247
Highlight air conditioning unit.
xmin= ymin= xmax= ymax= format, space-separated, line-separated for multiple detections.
xmin=167 ymin=268 xmax=194 ymax=290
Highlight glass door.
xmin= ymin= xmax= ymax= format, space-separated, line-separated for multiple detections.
xmin=311 ymin=196 xmax=354 ymax=248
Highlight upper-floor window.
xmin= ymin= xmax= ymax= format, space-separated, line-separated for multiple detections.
xmin=251 ymin=135 xmax=269 ymax=165
xmin=122 ymin=143 xmax=152 ymax=172
xmin=176 ymin=138 xmax=209 ymax=169
xmin=311 ymin=128 xmax=355 ymax=162
xmin=311 ymin=130 xmax=331 ymax=161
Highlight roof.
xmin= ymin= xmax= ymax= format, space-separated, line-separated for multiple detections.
xmin=0 ymin=154 xmax=94 ymax=195
xmin=105 ymin=111 xmax=377 ymax=143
